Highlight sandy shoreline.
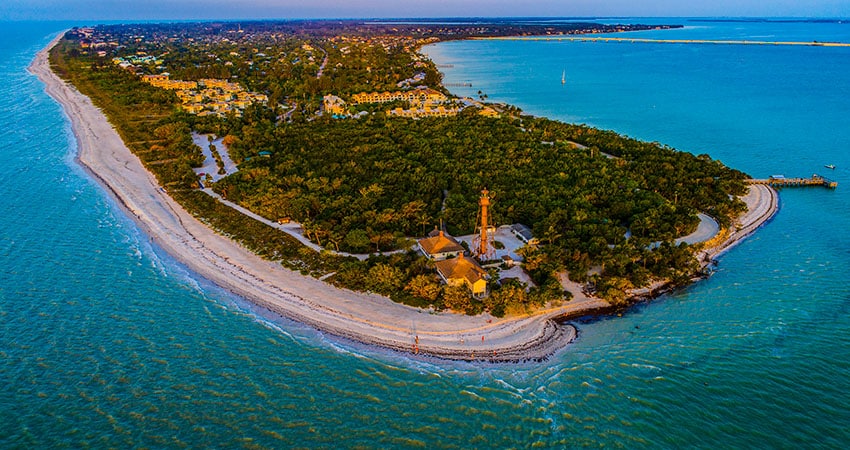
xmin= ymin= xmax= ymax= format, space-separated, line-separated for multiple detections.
xmin=30 ymin=36 xmax=778 ymax=362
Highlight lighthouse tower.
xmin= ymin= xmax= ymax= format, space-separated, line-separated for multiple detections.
xmin=474 ymin=188 xmax=494 ymax=259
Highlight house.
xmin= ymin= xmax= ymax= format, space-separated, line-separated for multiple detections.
xmin=413 ymin=87 xmax=448 ymax=104
xmin=387 ymin=105 xmax=460 ymax=119
xmin=434 ymin=254 xmax=488 ymax=297
xmin=510 ymin=223 xmax=538 ymax=245
xmin=141 ymin=74 xmax=168 ymax=83
xmin=417 ymin=230 xmax=463 ymax=261
xmin=232 ymin=99 xmax=251 ymax=109
xmin=249 ymin=93 xmax=268 ymax=103
xmin=479 ymin=107 xmax=500 ymax=118
xmin=323 ymin=94 xmax=347 ymax=115
xmin=181 ymin=103 xmax=205 ymax=114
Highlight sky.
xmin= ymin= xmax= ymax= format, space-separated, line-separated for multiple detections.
xmin=1 ymin=0 xmax=849 ymax=21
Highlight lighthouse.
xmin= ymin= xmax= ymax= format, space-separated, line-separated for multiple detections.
xmin=474 ymin=188 xmax=493 ymax=259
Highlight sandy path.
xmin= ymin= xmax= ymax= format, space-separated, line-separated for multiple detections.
xmin=30 ymin=36 xmax=779 ymax=362
xmin=676 ymin=213 xmax=720 ymax=245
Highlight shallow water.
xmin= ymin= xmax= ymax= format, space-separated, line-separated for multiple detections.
xmin=2 ymin=19 xmax=849 ymax=447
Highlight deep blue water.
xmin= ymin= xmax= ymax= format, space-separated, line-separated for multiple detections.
xmin=2 ymin=19 xmax=850 ymax=448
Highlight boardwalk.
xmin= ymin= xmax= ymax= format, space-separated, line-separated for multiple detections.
xmin=747 ymin=174 xmax=837 ymax=189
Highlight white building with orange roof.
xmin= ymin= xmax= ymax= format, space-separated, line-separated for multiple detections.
xmin=417 ymin=230 xmax=464 ymax=261
xmin=434 ymin=254 xmax=488 ymax=297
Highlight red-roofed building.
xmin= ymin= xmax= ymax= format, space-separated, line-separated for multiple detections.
xmin=417 ymin=230 xmax=464 ymax=261
xmin=434 ymin=254 xmax=488 ymax=297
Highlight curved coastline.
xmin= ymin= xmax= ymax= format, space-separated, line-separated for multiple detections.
xmin=30 ymin=36 xmax=778 ymax=362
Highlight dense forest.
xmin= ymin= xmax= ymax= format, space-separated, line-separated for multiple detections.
xmin=215 ymin=113 xmax=747 ymax=250
xmin=52 ymin=20 xmax=749 ymax=315
xmin=210 ymin=111 xmax=747 ymax=305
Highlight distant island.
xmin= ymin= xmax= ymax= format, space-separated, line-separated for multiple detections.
xmin=34 ymin=19 xmax=777 ymax=361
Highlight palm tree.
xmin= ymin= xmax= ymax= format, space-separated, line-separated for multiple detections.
xmin=416 ymin=211 xmax=431 ymax=236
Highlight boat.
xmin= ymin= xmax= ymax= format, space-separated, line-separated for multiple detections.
xmin=825 ymin=164 xmax=836 ymax=169
xmin=561 ymin=69 xmax=566 ymax=85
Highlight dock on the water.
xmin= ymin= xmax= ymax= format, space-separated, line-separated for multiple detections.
xmin=747 ymin=174 xmax=838 ymax=189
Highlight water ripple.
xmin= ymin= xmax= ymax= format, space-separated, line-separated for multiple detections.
xmin=3 ymin=20 xmax=850 ymax=449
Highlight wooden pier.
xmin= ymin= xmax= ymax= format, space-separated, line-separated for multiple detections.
xmin=746 ymin=174 xmax=838 ymax=189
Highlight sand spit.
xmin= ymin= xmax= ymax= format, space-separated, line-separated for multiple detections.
xmin=706 ymin=183 xmax=778 ymax=260
xmin=30 ymin=36 xmax=777 ymax=362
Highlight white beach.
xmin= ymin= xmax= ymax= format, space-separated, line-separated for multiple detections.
xmin=30 ymin=36 xmax=778 ymax=362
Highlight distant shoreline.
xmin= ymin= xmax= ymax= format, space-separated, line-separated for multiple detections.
xmin=31 ymin=33 xmax=777 ymax=363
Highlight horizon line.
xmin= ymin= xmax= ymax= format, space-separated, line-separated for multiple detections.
xmin=2 ymin=16 xmax=849 ymax=24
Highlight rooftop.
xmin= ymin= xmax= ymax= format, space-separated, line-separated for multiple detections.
xmin=418 ymin=231 xmax=464 ymax=257
xmin=434 ymin=254 xmax=487 ymax=286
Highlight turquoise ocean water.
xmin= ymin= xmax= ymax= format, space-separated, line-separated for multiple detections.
xmin=2 ymin=19 xmax=850 ymax=447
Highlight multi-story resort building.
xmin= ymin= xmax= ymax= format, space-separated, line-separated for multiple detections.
xmin=351 ymin=87 xmax=448 ymax=106
xmin=140 ymin=75 xmax=267 ymax=117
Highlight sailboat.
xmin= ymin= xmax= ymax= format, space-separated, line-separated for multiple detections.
xmin=561 ymin=69 xmax=566 ymax=85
